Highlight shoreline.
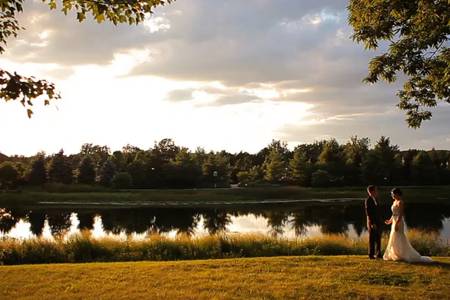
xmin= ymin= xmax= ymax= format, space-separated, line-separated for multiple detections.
xmin=1 ymin=186 xmax=449 ymax=208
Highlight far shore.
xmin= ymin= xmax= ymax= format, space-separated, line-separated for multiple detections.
xmin=1 ymin=185 xmax=449 ymax=208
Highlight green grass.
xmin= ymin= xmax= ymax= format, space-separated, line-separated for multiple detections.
xmin=1 ymin=185 xmax=449 ymax=207
xmin=1 ymin=256 xmax=449 ymax=299
xmin=1 ymin=230 xmax=448 ymax=265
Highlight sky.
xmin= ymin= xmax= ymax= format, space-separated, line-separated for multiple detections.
xmin=1 ymin=0 xmax=449 ymax=156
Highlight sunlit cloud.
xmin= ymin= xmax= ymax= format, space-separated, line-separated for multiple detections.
xmin=302 ymin=10 xmax=342 ymax=25
xmin=0 ymin=0 xmax=448 ymax=155
xmin=144 ymin=15 xmax=171 ymax=33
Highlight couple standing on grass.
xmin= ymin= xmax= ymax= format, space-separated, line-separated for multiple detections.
xmin=365 ymin=185 xmax=432 ymax=263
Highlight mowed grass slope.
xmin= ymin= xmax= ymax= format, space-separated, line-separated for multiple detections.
xmin=1 ymin=185 xmax=450 ymax=206
xmin=1 ymin=256 xmax=449 ymax=299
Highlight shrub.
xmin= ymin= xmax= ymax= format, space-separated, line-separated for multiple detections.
xmin=311 ymin=170 xmax=332 ymax=187
xmin=0 ymin=162 xmax=19 ymax=190
xmin=111 ymin=172 xmax=132 ymax=189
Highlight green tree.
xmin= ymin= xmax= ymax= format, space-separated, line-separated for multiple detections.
xmin=0 ymin=152 xmax=9 ymax=164
xmin=289 ymin=147 xmax=312 ymax=186
xmin=111 ymin=172 xmax=132 ymax=189
xmin=168 ymin=147 xmax=202 ymax=188
xmin=263 ymin=148 xmax=287 ymax=184
xmin=255 ymin=140 xmax=291 ymax=167
xmin=318 ymin=139 xmax=342 ymax=165
xmin=317 ymin=139 xmax=345 ymax=183
xmin=152 ymin=138 xmax=180 ymax=163
xmin=77 ymin=156 xmax=96 ymax=185
xmin=127 ymin=159 xmax=147 ymax=188
xmin=428 ymin=148 xmax=450 ymax=184
xmin=28 ymin=154 xmax=47 ymax=185
xmin=343 ymin=136 xmax=370 ymax=185
xmin=231 ymin=152 xmax=254 ymax=183
xmin=12 ymin=161 xmax=27 ymax=185
xmin=411 ymin=151 xmax=438 ymax=185
xmin=98 ymin=159 xmax=117 ymax=187
xmin=0 ymin=0 xmax=173 ymax=116
xmin=446 ymin=155 xmax=450 ymax=184
xmin=344 ymin=136 xmax=369 ymax=167
xmin=236 ymin=166 xmax=262 ymax=187
xmin=80 ymin=144 xmax=110 ymax=168
xmin=311 ymin=169 xmax=332 ymax=187
xmin=0 ymin=162 xmax=18 ymax=189
xmin=202 ymin=152 xmax=231 ymax=188
xmin=361 ymin=137 xmax=400 ymax=184
xmin=349 ymin=0 xmax=450 ymax=128
xmin=48 ymin=150 xmax=73 ymax=184
xmin=111 ymin=150 xmax=126 ymax=172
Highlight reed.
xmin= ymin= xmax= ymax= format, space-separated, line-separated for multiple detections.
xmin=1 ymin=229 xmax=447 ymax=265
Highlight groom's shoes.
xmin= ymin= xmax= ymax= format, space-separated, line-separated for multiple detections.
xmin=376 ymin=255 xmax=383 ymax=259
xmin=369 ymin=256 xmax=376 ymax=260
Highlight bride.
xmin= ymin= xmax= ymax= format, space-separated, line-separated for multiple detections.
xmin=383 ymin=188 xmax=432 ymax=263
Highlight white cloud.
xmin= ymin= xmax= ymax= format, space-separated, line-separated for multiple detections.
xmin=144 ymin=16 xmax=171 ymax=33
xmin=0 ymin=0 xmax=448 ymax=155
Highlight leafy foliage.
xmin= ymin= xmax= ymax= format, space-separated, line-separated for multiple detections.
xmin=263 ymin=141 xmax=289 ymax=184
xmin=48 ymin=150 xmax=73 ymax=184
xmin=289 ymin=148 xmax=312 ymax=186
xmin=0 ymin=67 xmax=59 ymax=118
xmin=311 ymin=169 xmax=332 ymax=187
xmin=1 ymin=137 xmax=449 ymax=189
xmin=348 ymin=0 xmax=450 ymax=127
xmin=77 ymin=156 xmax=96 ymax=184
xmin=111 ymin=172 xmax=132 ymax=189
xmin=411 ymin=151 xmax=438 ymax=185
xmin=98 ymin=159 xmax=117 ymax=186
xmin=361 ymin=137 xmax=400 ymax=184
xmin=27 ymin=154 xmax=47 ymax=185
xmin=45 ymin=0 xmax=174 ymax=25
xmin=0 ymin=161 xmax=19 ymax=189
xmin=0 ymin=0 xmax=173 ymax=116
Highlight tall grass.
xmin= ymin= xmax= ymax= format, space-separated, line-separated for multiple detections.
xmin=1 ymin=230 xmax=447 ymax=265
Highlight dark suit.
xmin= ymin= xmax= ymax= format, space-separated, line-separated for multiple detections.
xmin=365 ymin=196 xmax=382 ymax=258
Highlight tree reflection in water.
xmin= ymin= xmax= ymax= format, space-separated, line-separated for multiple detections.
xmin=1 ymin=203 xmax=449 ymax=239
xmin=202 ymin=210 xmax=231 ymax=234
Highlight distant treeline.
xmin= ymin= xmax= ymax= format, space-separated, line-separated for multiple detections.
xmin=0 ymin=137 xmax=449 ymax=189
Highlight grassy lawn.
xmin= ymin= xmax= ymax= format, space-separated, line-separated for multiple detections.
xmin=1 ymin=256 xmax=449 ymax=299
xmin=1 ymin=185 xmax=449 ymax=207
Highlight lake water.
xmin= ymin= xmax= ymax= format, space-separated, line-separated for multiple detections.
xmin=1 ymin=202 xmax=450 ymax=242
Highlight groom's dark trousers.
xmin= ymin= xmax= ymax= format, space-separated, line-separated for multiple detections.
xmin=365 ymin=196 xmax=382 ymax=258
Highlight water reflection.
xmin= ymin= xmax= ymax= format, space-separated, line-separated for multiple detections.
xmin=1 ymin=203 xmax=450 ymax=241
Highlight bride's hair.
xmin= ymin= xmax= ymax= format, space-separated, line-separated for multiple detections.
xmin=391 ymin=188 xmax=403 ymax=197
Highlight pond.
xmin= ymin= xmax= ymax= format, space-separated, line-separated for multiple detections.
xmin=1 ymin=201 xmax=450 ymax=242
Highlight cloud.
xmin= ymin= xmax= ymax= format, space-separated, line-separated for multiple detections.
xmin=165 ymin=89 xmax=194 ymax=102
xmin=8 ymin=0 xmax=352 ymax=82
xmin=209 ymin=94 xmax=261 ymax=106
xmin=6 ymin=1 xmax=157 ymax=65
xmin=277 ymin=105 xmax=450 ymax=150
xmin=1 ymin=0 xmax=448 ymax=153
xmin=165 ymin=86 xmax=262 ymax=106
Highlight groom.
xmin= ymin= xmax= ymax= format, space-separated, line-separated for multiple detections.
xmin=365 ymin=185 xmax=382 ymax=259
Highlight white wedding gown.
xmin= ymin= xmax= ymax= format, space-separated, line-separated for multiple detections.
xmin=383 ymin=201 xmax=432 ymax=263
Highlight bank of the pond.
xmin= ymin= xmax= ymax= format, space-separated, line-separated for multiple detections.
xmin=1 ymin=185 xmax=449 ymax=207
xmin=1 ymin=256 xmax=449 ymax=299
xmin=1 ymin=230 xmax=448 ymax=265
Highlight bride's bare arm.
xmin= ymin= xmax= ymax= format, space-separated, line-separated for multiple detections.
xmin=395 ymin=201 xmax=404 ymax=231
